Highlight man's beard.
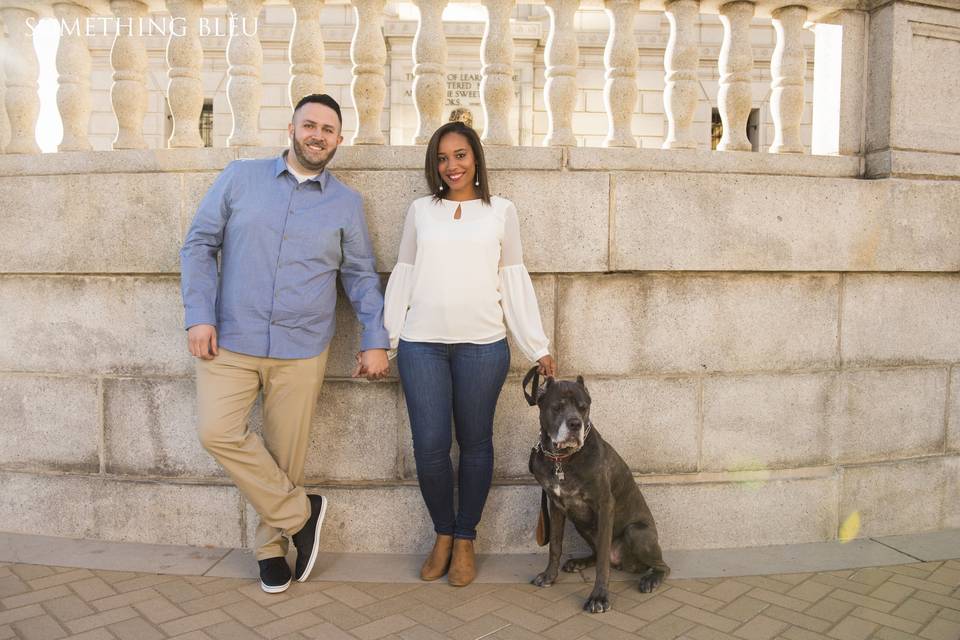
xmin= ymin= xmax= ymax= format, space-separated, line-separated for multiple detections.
xmin=292 ymin=134 xmax=336 ymax=173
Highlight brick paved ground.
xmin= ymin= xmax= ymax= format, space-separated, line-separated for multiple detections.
xmin=1 ymin=558 xmax=959 ymax=639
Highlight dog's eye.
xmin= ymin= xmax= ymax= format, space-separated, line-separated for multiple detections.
xmin=552 ymin=403 xmax=561 ymax=411
xmin=576 ymin=403 xmax=587 ymax=411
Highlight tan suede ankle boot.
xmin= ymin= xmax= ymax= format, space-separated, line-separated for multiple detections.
xmin=447 ymin=538 xmax=476 ymax=587
xmin=420 ymin=534 xmax=453 ymax=581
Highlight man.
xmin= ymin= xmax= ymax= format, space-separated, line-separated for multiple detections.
xmin=180 ymin=94 xmax=390 ymax=594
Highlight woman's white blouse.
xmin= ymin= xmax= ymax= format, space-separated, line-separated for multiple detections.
xmin=383 ymin=195 xmax=550 ymax=362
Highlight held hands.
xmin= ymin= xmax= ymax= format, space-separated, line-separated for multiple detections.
xmin=537 ymin=354 xmax=557 ymax=377
xmin=187 ymin=324 xmax=219 ymax=360
xmin=353 ymin=349 xmax=390 ymax=380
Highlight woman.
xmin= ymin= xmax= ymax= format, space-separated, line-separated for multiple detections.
xmin=383 ymin=121 xmax=556 ymax=586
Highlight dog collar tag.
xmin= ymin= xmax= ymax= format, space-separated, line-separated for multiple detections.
xmin=555 ymin=462 xmax=564 ymax=481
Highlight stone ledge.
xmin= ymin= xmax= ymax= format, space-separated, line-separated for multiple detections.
xmin=567 ymin=146 xmax=862 ymax=177
xmin=0 ymin=146 xmax=865 ymax=178
xmin=866 ymin=149 xmax=960 ymax=180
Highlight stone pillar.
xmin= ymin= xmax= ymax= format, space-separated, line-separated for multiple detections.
xmin=289 ymin=0 xmax=325 ymax=108
xmin=109 ymin=0 xmax=149 ymax=150
xmin=166 ymin=0 xmax=204 ymax=148
xmin=412 ymin=0 xmax=447 ymax=144
xmin=863 ymin=1 xmax=960 ymax=177
xmin=603 ymin=0 xmax=639 ymax=148
xmin=543 ymin=0 xmax=578 ymax=147
xmin=769 ymin=4 xmax=807 ymax=153
xmin=480 ymin=0 xmax=516 ymax=146
xmin=1 ymin=5 xmax=40 ymax=154
xmin=662 ymin=0 xmax=700 ymax=150
xmin=226 ymin=0 xmax=263 ymax=147
xmin=351 ymin=0 xmax=387 ymax=144
xmin=53 ymin=2 xmax=93 ymax=151
xmin=811 ymin=10 xmax=866 ymax=156
xmin=717 ymin=0 xmax=754 ymax=151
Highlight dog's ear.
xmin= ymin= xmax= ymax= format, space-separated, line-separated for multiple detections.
xmin=576 ymin=375 xmax=591 ymax=402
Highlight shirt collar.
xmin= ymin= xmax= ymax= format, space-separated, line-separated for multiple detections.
xmin=276 ymin=150 xmax=329 ymax=191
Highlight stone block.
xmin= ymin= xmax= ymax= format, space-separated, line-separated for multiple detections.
xmin=586 ymin=376 xmax=700 ymax=473
xmin=0 ymin=173 xmax=181 ymax=273
xmin=557 ymin=274 xmax=840 ymax=375
xmin=491 ymin=171 xmax=609 ymax=272
xmin=611 ymin=173 xmax=960 ymax=271
xmin=702 ymin=372 xmax=837 ymax=472
xmin=840 ymin=457 xmax=950 ymax=538
xmin=945 ymin=456 xmax=960 ymax=529
xmin=0 ymin=276 xmax=192 ymax=376
xmin=0 ymin=472 xmax=242 ymax=548
xmin=305 ymin=381 xmax=402 ymax=481
xmin=836 ymin=368 xmax=948 ymax=463
xmin=103 ymin=377 xmax=220 ymax=478
xmin=645 ymin=473 xmax=839 ymax=550
xmin=507 ymin=275 xmax=555 ymax=374
xmin=0 ymin=375 xmax=100 ymax=472
xmin=949 ymin=368 xmax=960 ymax=452
xmin=842 ymin=274 xmax=960 ymax=366
xmin=335 ymin=170 xmax=429 ymax=272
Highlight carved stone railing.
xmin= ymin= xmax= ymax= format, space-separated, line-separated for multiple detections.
xmin=0 ymin=0 xmax=906 ymax=158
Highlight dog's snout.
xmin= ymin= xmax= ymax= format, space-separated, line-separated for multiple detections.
xmin=567 ymin=416 xmax=582 ymax=430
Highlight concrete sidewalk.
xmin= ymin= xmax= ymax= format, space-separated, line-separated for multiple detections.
xmin=0 ymin=530 xmax=958 ymax=639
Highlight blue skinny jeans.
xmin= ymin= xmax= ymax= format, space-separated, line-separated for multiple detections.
xmin=397 ymin=338 xmax=510 ymax=540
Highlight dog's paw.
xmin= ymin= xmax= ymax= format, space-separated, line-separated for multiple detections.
xmin=562 ymin=556 xmax=596 ymax=573
xmin=637 ymin=571 xmax=665 ymax=593
xmin=531 ymin=572 xmax=556 ymax=588
xmin=583 ymin=592 xmax=610 ymax=614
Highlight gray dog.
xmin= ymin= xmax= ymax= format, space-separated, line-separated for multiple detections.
xmin=524 ymin=368 xmax=670 ymax=613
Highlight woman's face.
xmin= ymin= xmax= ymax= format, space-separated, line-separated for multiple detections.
xmin=437 ymin=132 xmax=477 ymax=195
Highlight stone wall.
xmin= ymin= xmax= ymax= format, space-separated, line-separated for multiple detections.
xmin=0 ymin=145 xmax=957 ymax=553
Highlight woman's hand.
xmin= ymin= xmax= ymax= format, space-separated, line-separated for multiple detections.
xmin=537 ymin=354 xmax=556 ymax=378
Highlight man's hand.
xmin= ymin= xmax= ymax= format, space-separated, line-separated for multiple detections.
xmin=187 ymin=324 xmax=219 ymax=360
xmin=352 ymin=349 xmax=390 ymax=380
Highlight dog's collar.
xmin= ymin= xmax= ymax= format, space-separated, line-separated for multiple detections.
xmin=534 ymin=421 xmax=593 ymax=463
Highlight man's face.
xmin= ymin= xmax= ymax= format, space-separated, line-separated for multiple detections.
xmin=288 ymin=102 xmax=343 ymax=173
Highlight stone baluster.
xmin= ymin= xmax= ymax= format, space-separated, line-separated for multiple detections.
xmin=350 ymin=0 xmax=387 ymax=144
xmin=412 ymin=0 xmax=448 ymax=144
xmin=226 ymin=0 xmax=263 ymax=147
xmin=717 ymin=0 xmax=754 ymax=151
xmin=289 ymin=0 xmax=325 ymax=107
xmin=543 ymin=0 xmax=578 ymax=146
xmin=603 ymin=0 xmax=638 ymax=147
xmin=769 ymin=4 xmax=807 ymax=153
xmin=110 ymin=0 xmax=149 ymax=149
xmin=53 ymin=2 xmax=93 ymax=151
xmin=166 ymin=0 xmax=204 ymax=148
xmin=662 ymin=0 xmax=700 ymax=149
xmin=1 ymin=5 xmax=40 ymax=154
xmin=480 ymin=0 xmax=516 ymax=146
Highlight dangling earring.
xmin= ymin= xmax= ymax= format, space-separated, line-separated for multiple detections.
xmin=439 ymin=177 xmax=444 ymax=191
xmin=474 ymin=174 xmax=480 ymax=187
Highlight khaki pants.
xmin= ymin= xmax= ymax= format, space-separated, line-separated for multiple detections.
xmin=196 ymin=347 xmax=328 ymax=561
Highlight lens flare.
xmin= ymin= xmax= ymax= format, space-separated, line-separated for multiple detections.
xmin=838 ymin=511 xmax=861 ymax=543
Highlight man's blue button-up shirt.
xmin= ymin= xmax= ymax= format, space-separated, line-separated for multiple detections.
xmin=180 ymin=153 xmax=390 ymax=359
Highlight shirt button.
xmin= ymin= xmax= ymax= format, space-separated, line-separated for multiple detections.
xmin=283 ymin=235 xmax=288 ymax=240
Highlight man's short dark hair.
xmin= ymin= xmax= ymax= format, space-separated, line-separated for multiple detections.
xmin=293 ymin=94 xmax=342 ymax=125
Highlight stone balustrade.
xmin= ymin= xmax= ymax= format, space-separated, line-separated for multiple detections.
xmin=0 ymin=0 xmax=866 ymax=154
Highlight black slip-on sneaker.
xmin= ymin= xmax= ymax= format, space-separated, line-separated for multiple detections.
xmin=258 ymin=557 xmax=292 ymax=594
xmin=292 ymin=494 xmax=327 ymax=582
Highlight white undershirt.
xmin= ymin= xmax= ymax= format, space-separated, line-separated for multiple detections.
xmin=286 ymin=162 xmax=317 ymax=184
xmin=383 ymin=195 xmax=550 ymax=362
